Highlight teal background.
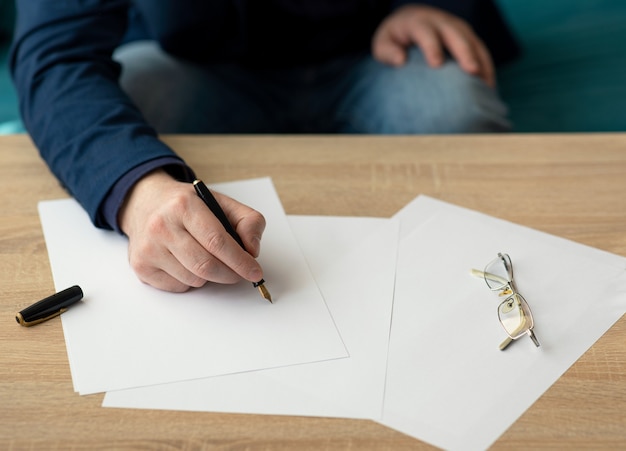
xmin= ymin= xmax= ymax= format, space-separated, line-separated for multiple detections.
xmin=496 ymin=0 xmax=626 ymax=132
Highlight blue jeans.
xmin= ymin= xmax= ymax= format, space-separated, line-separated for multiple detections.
xmin=115 ymin=41 xmax=511 ymax=134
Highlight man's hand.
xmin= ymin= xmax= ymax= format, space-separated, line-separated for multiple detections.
xmin=118 ymin=170 xmax=266 ymax=292
xmin=372 ymin=4 xmax=495 ymax=87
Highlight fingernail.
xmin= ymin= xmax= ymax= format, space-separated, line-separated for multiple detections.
xmin=249 ymin=266 xmax=263 ymax=281
xmin=251 ymin=236 xmax=262 ymax=257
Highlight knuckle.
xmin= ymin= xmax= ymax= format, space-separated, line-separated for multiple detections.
xmin=168 ymin=191 xmax=191 ymax=214
xmin=192 ymin=257 xmax=221 ymax=280
xmin=251 ymin=212 xmax=266 ymax=232
xmin=144 ymin=213 xmax=170 ymax=237
xmin=127 ymin=242 xmax=151 ymax=274
xmin=128 ymin=257 xmax=156 ymax=284
xmin=153 ymin=275 xmax=192 ymax=293
xmin=145 ymin=192 xmax=190 ymax=235
xmin=167 ymin=282 xmax=192 ymax=293
xmin=204 ymin=230 xmax=228 ymax=256
xmin=127 ymin=240 xmax=164 ymax=284
xmin=187 ymin=277 xmax=208 ymax=289
xmin=128 ymin=254 xmax=154 ymax=280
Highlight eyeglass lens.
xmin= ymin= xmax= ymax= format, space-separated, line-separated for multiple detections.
xmin=498 ymin=293 xmax=534 ymax=339
xmin=483 ymin=254 xmax=511 ymax=290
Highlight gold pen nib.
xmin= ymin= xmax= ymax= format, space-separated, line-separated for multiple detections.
xmin=256 ymin=282 xmax=272 ymax=303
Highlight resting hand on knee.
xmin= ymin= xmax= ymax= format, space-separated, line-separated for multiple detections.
xmin=372 ymin=4 xmax=495 ymax=87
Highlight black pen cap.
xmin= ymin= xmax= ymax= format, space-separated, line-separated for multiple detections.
xmin=16 ymin=285 xmax=84 ymax=327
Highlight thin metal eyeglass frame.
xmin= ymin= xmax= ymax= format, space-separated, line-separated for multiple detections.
xmin=471 ymin=253 xmax=540 ymax=350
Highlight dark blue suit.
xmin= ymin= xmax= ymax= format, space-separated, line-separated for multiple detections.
xmin=10 ymin=1 xmax=518 ymax=229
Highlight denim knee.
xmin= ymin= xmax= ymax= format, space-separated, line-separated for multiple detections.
xmin=114 ymin=41 xmax=294 ymax=133
xmin=114 ymin=41 xmax=216 ymax=133
xmin=338 ymin=50 xmax=511 ymax=134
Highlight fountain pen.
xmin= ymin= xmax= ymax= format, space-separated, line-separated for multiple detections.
xmin=193 ymin=179 xmax=272 ymax=303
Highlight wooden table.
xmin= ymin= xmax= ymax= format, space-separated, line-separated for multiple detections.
xmin=1 ymin=133 xmax=625 ymax=449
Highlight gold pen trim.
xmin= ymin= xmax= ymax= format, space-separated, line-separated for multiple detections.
xmin=16 ymin=308 xmax=68 ymax=327
xmin=257 ymin=283 xmax=272 ymax=303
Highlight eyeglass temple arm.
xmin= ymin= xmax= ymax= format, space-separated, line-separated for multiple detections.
xmin=527 ymin=329 xmax=540 ymax=347
xmin=470 ymin=269 xmax=509 ymax=286
xmin=499 ymin=336 xmax=513 ymax=351
xmin=499 ymin=330 xmax=540 ymax=351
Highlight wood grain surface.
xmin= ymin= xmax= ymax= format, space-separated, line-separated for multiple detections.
xmin=1 ymin=133 xmax=625 ymax=450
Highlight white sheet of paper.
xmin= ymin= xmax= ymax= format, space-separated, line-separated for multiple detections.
xmin=381 ymin=196 xmax=626 ymax=450
xmin=38 ymin=177 xmax=347 ymax=395
xmin=103 ymin=215 xmax=398 ymax=419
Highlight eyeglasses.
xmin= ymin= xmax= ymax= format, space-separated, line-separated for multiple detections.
xmin=471 ymin=253 xmax=540 ymax=351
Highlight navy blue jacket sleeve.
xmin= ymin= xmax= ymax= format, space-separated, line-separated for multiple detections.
xmin=10 ymin=0 xmax=186 ymax=228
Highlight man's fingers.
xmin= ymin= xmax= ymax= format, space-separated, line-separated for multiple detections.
xmin=372 ymin=28 xmax=408 ymax=66
xmin=129 ymin=216 xmax=251 ymax=290
xmin=409 ymin=24 xmax=445 ymax=67
xmin=438 ymin=22 xmax=480 ymax=74
xmin=474 ymin=40 xmax=495 ymax=87
xmin=371 ymin=4 xmax=497 ymax=86
xmin=168 ymin=231 xmax=243 ymax=284
xmin=215 ymin=191 xmax=266 ymax=258
xmin=127 ymin=239 xmax=206 ymax=292
xmin=120 ymin=171 xmax=267 ymax=292
xmin=138 ymin=269 xmax=194 ymax=293
xmin=185 ymin=195 xmax=264 ymax=283
xmin=439 ymin=21 xmax=495 ymax=86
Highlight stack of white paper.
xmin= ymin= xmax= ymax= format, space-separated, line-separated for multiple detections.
xmin=38 ymin=178 xmax=348 ymax=395
xmin=38 ymin=178 xmax=626 ymax=450
xmin=103 ymin=215 xmax=398 ymax=419
xmin=382 ymin=196 xmax=626 ymax=450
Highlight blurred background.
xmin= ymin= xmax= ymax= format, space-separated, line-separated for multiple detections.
xmin=1 ymin=0 xmax=625 ymax=134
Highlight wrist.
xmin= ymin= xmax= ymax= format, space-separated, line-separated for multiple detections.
xmin=118 ymin=169 xmax=174 ymax=236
